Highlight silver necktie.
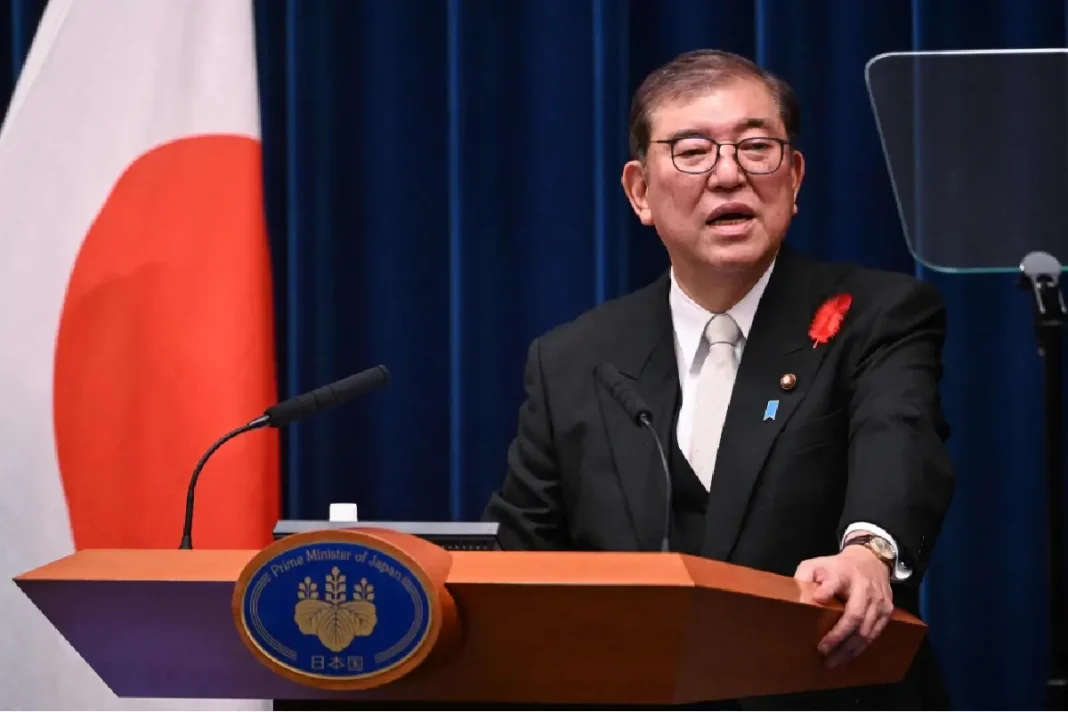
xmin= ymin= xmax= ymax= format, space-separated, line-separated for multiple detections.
xmin=688 ymin=313 xmax=742 ymax=490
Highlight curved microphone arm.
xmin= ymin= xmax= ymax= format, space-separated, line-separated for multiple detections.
xmin=178 ymin=415 xmax=269 ymax=550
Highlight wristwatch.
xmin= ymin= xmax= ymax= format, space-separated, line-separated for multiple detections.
xmin=844 ymin=533 xmax=896 ymax=570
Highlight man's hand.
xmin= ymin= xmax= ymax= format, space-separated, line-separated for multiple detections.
xmin=794 ymin=545 xmax=894 ymax=669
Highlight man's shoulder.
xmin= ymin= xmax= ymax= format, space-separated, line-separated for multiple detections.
xmin=800 ymin=251 xmax=944 ymax=314
xmin=532 ymin=272 xmax=668 ymax=362
xmin=793 ymin=252 xmax=947 ymax=356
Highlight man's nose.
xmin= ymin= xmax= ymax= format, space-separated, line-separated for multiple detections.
xmin=707 ymin=145 xmax=745 ymax=188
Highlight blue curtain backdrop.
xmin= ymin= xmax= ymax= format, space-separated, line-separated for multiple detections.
xmin=1 ymin=0 xmax=1063 ymax=708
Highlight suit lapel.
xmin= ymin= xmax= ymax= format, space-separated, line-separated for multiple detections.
xmin=702 ymin=247 xmax=832 ymax=561
xmin=595 ymin=274 xmax=678 ymax=551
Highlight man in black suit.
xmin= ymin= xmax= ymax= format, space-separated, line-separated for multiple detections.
xmin=483 ymin=49 xmax=954 ymax=709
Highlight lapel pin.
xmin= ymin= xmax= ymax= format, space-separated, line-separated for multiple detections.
xmin=779 ymin=373 xmax=797 ymax=391
xmin=810 ymin=293 xmax=852 ymax=348
xmin=764 ymin=400 xmax=779 ymax=421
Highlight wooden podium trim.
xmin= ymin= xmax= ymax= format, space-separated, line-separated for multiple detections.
xmin=15 ymin=545 xmax=927 ymax=704
xmin=15 ymin=547 xmax=923 ymax=627
xmin=15 ymin=548 xmax=253 ymax=581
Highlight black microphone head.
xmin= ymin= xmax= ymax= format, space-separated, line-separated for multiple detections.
xmin=596 ymin=363 xmax=652 ymax=426
xmin=265 ymin=364 xmax=390 ymax=427
xmin=596 ymin=362 xmax=623 ymax=384
xmin=359 ymin=364 xmax=391 ymax=389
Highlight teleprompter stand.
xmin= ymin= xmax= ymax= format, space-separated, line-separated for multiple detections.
xmin=866 ymin=48 xmax=1068 ymax=709
xmin=1020 ymin=251 xmax=1067 ymax=711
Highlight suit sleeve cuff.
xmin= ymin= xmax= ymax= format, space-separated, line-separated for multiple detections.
xmin=842 ymin=522 xmax=913 ymax=582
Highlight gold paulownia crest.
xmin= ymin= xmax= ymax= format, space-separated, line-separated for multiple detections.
xmin=295 ymin=566 xmax=378 ymax=652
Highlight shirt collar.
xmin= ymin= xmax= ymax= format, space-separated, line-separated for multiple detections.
xmin=669 ymin=258 xmax=775 ymax=373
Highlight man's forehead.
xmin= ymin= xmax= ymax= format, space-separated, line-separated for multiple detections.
xmin=649 ymin=81 xmax=783 ymax=137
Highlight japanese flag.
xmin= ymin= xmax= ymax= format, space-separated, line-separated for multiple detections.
xmin=0 ymin=0 xmax=279 ymax=707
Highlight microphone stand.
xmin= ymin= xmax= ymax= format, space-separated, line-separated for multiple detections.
xmin=178 ymin=415 xmax=268 ymax=550
xmin=1020 ymin=251 xmax=1067 ymax=711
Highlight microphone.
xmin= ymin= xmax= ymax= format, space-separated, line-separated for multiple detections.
xmin=178 ymin=365 xmax=391 ymax=549
xmin=263 ymin=365 xmax=390 ymax=428
xmin=595 ymin=363 xmax=672 ymax=553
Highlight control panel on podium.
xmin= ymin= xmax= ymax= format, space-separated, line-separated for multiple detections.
xmin=273 ymin=519 xmax=502 ymax=551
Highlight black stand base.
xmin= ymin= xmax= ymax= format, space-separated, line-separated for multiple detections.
xmin=1020 ymin=252 xmax=1067 ymax=710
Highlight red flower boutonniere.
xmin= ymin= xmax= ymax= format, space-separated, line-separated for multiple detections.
xmin=809 ymin=293 xmax=852 ymax=348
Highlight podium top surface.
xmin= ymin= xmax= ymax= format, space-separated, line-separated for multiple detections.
xmin=15 ymin=548 xmax=923 ymax=627
xmin=16 ymin=549 xmax=252 ymax=582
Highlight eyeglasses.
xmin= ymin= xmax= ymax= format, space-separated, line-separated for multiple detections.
xmin=652 ymin=136 xmax=789 ymax=175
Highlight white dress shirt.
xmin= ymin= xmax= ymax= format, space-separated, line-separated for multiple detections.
xmin=668 ymin=260 xmax=912 ymax=582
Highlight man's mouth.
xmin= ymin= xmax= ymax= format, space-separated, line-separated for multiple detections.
xmin=707 ymin=213 xmax=753 ymax=226
xmin=706 ymin=204 xmax=756 ymax=227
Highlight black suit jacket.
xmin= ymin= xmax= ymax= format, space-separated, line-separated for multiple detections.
xmin=484 ymin=245 xmax=955 ymax=709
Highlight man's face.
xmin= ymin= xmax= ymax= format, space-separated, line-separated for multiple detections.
xmin=622 ymin=77 xmax=804 ymax=274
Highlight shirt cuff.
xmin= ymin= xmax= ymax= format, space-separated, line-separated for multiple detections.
xmin=842 ymin=522 xmax=913 ymax=582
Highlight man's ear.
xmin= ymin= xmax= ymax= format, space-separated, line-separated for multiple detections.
xmin=621 ymin=159 xmax=653 ymax=226
xmin=790 ymin=148 xmax=805 ymax=215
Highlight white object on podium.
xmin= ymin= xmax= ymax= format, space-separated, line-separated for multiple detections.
xmin=328 ymin=502 xmax=359 ymax=522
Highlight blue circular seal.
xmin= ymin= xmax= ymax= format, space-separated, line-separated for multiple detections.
xmin=235 ymin=534 xmax=434 ymax=686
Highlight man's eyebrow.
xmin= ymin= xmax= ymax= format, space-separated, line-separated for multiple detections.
xmin=663 ymin=128 xmax=709 ymax=141
xmin=662 ymin=117 xmax=774 ymax=142
xmin=736 ymin=117 xmax=772 ymax=132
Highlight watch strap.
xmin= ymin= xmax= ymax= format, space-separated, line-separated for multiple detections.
xmin=844 ymin=533 xmax=896 ymax=568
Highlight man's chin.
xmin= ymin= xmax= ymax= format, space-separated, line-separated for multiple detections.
xmin=696 ymin=236 xmax=776 ymax=273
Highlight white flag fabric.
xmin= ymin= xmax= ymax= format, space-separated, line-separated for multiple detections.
xmin=0 ymin=0 xmax=280 ymax=708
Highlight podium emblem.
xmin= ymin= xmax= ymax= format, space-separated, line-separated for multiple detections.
xmin=295 ymin=568 xmax=378 ymax=652
xmin=233 ymin=529 xmax=438 ymax=690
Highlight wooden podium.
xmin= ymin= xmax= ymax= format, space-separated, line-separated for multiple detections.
xmin=13 ymin=526 xmax=927 ymax=707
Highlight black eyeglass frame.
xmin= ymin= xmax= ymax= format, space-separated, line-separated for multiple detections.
xmin=651 ymin=136 xmax=792 ymax=175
